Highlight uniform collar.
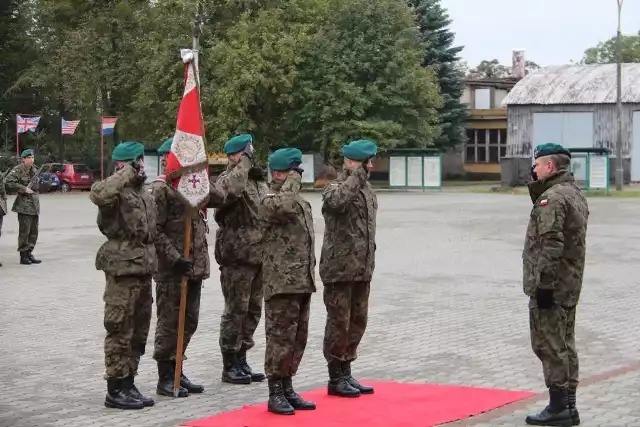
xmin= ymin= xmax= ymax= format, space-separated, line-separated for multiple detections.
xmin=527 ymin=169 xmax=575 ymax=204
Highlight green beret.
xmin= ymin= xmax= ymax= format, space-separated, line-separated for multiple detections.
xmin=534 ymin=143 xmax=571 ymax=159
xmin=342 ymin=139 xmax=377 ymax=161
xmin=268 ymin=148 xmax=303 ymax=171
xmin=157 ymin=138 xmax=172 ymax=155
xmin=21 ymin=149 xmax=34 ymax=158
xmin=112 ymin=141 xmax=145 ymax=162
xmin=223 ymin=133 xmax=252 ymax=155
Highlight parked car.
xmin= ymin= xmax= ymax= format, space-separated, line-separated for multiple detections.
xmin=38 ymin=171 xmax=60 ymax=193
xmin=42 ymin=162 xmax=95 ymax=192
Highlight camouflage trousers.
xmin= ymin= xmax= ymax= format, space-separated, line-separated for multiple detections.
xmin=17 ymin=213 xmax=38 ymax=252
xmin=323 ymin=281 xmax=370 ymax=362
xmin=529 ymin=298 xmax=579 ymax=389
xmin=219 ymin=264 xmax=264 ymax=353
xmin=0 ymin=214 xmax=3 ymax=239
xmin=103 ymin=274 xmax=153 ymax=379
xmin=264 ymin=293 xmax=311 ymax=379
xmin=153 ymin=280 xmax=202 ymax=362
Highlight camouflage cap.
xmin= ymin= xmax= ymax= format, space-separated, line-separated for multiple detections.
xmin=342 ymin=139 xmax=377 ymax=161
xmin=112 ymin=141 xmax=145 ymax=162
xmin=534 ymin=143 xmax=571 ymax=159
xmin=21 ymin=148 xmax=34 ymax=158
xmin=157 ymin=138 xmax=172 ymax=155
xmin=268 ymin=148 xmax=303 ymax=171
xmin=224 ymin=133 xmax=252 ymax=155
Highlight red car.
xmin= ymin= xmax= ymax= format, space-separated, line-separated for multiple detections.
xmin=43 ymin=163 xmax=94 ymax=192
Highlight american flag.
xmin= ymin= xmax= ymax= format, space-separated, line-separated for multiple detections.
xmin=16 ymin=115 xmax=41 ymax=134
xmin=61 ymin=119 xmax=80 ymax=135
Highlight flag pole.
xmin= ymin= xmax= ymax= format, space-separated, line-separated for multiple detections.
xmin=100 ymin=116 xmax=104 ymax=180
xmin=15 ymin=114 xmax=19 ymax=157
xmin=60 ymin=118 xmax=64 ymax=162
xmin=173 ymin=2 xmax=204 ymax=399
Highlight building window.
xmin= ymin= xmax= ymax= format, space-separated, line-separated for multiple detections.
xmin=465 ymin=128 xmax=508 ymax=164
xmin=474 ymin=88 xmax=491 ymax=109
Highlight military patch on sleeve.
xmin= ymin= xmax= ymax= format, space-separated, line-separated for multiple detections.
xmin=539 ymin=199 xmax=548 ymax=206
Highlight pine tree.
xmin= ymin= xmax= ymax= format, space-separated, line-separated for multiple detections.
xmin=409 ymin=0 xmax=467 ymax=150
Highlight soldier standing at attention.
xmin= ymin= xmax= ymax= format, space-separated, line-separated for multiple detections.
xmin=5 ymin=149 xmax=42 ymax=265
xmin=215 ymin=133 xmax=269 ymax=384
xmin=320 ymin=139 xmax=378 ymax=398
xmin=151 ymin=138 xmax=244 ymax=397
xmin=259 ymin=148 xmax=317 ymax=415
xmin=523 ymin=143 xmax=588 ymax=427
xmin=90 ymin=142 xmax=157 ymax=410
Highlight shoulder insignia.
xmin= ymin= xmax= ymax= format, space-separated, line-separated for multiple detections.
xmin=539 ymin=199 xmax=548 ymax=206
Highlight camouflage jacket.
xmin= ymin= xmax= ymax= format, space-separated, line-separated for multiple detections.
xmin=523 ymin=170 xmax=589 ymax=307
xmin=213 ymin=157 xmax=269 ymax=266
xmin=319 ymin=166 xmax=377 ymax=284
xmin=5 ymin=163 xmax=40 ymax=216
xmin=90 ymin=165 xmax=157 ymax=277
xmin=260 ymin=173 xmax=316 ymax=300
xmin=0 ymin=170 xmax=7 ymax=216
xmin=151 ymin=175 xmax=242 ymax=283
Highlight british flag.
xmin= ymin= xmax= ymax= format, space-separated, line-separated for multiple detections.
xmin=16 ymin=115 xmax=41 ymax=134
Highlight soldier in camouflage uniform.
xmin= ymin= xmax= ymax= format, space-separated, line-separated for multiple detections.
xmin=320 ymin=139 xmax=378 ymax=398
xmin=151 ymin=138 xmax=245 ymax=398
xmin=523 ymin=143 xmax=589 ymax=427
xmin=259 ymin=148 xmax=317 ymax=415
xmin=214 ymin=133 xmax=269 ymax=385
xmin=4 ymin=149 xmax=42 ymax=265
xmin=90 ymin=142 xmax=157 ymax=410
xmin=0 ymin=167 xmax=7 ymax=267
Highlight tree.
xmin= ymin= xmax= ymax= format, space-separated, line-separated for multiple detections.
xmin=409 ymin=0 xmax=466 ymax=150
xmin=467 ymin=59 xmax=510 ymax=79
xmin=583 ymin=31 xmax=640 ymax=63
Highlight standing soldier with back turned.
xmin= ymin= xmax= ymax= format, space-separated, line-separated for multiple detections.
xmin=151 ymin=138 xmax=245 ymax=398
xmin=90 ymin=142 xmax=157 ymax=410
xmin=215 ymin=133 xmax=269 ymax=384
xmin=320 ymin=139 xmax=378 ymax=398
xmin=5 ymin=149 xmax=42 ymax=265
xmin=259 ymin=148 xmax=317 ymax=415
xmin=523 ymin=143 xmax=589 ymax=427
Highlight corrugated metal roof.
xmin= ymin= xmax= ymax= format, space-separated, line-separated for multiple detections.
xmin=501 ymin=63 xmax=640 ymax=105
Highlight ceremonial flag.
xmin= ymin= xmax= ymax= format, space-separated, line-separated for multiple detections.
xmin=101 ymin=117 xmax=117 ymax=135
xmin=164 ymin=49 xmax=209 ymax=207
xmin=16 ymin=115 xmax=41 ymax=133
xmin=61 ymin=119 xmax=80 ymax=135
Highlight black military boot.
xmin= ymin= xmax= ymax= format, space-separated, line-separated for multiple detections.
xmin=327 ymin=360 xmax=360 ymax=397
xmin=568 ymin=388 xmax=580 ymax=425
xmin=221 ymin=352 xmax=251 ymax=384
xmin=238 ymin=348 xmax=266 ymax=382
xmin=268 ymin=378 xmax=295 ymax=415
xmin=342 ymin=361 xmax=374 ymax=394
xmin=104 ymin=377 xmax=144 ymax=409
xmin=282 ymin=376 xmax=316 ymax=410
xmin=27 ymin=251 xmax=41 ymax=264
xmin=122 ymin=375 xmax=154 ymax=407
xmin=156 ymin=361 xmax=189 ymax=397
xmin=178 ymin=361 xmax=205 ymax=393
xmin=525 ymin=387 xmax=573 ymax=426
xmin=19 ymin=251 xmax=31 ymax=265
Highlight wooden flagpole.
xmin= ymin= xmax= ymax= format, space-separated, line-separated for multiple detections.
xmin=100 ymin=116 xmax=104 ymax=180
xmin=15 ymin=114 xmax=19 ymax=157
xmin=173 ymin=2 xmax=204 ymax=398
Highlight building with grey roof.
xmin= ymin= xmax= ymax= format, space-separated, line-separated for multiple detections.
xmin=500 ymin=63 xmax=640 ymax=186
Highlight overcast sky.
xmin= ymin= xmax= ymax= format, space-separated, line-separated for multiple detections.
xmin=441 ymin=0 xmax=640 ymax=67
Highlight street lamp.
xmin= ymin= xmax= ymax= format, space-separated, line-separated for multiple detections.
xmin=615 ymin=0 xmax=624 ymax=191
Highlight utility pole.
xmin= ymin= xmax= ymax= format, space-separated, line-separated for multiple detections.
xmin=615 ymin=0 xmax=624 ymax=191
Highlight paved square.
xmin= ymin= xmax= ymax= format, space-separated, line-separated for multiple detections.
xmin=1 ymin=190 xmax=639 ymax=427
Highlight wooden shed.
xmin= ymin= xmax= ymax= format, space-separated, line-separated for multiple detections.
xmin=499 ymin=63 xmax=640 ymax=186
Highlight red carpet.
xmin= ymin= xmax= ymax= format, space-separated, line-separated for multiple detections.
xmin=182 ymin=381 xmax=535 ymax=427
